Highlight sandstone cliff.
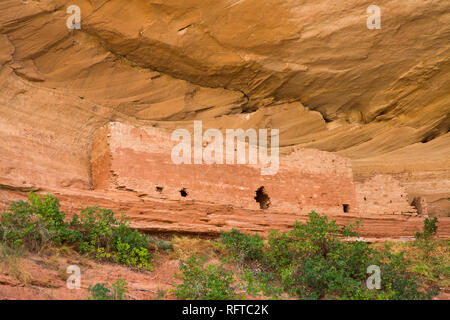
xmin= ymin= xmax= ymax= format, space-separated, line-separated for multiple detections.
xmin=0 ymin=0 xmax=449 ymax=237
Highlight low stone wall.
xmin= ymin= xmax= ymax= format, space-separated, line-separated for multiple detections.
xmin=355 ymin=175 xmax=418 ymax=216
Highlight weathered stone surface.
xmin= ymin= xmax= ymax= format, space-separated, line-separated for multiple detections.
xmin=1 ymin=187 xmax=450 ymax=241
xmin=355 ymin=175 xmax=418 ymax=216
xmin=0 ymin=0 xmax=448 ymax=239
xmin=91 ymin=122 xmax=358 ymax=215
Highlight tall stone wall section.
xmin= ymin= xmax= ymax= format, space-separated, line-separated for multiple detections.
xmin=91 ymin=122 xmax=358 ymax=215
xmin=91 ymin=122 xmax=421 ymax=217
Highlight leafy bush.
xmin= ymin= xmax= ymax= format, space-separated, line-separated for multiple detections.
xmin=72 ymin=206 xmax=152 ymax=270
xmin=113 ymin=218 xmax=150 ymax=251
xmin=176 ymin=255 xmax=238 ymax=300
xmin=241 ymin=269 xmax=283 ymax=298
xmin=88 ymin=283 xmax=111 ymax=300
xmin=0 ymin=193 xmax=152 ymax=270
xmin=88 ymin=278 xmax=128 ymax=300
xmin=265 ymin=231 xmax=292 ymax=270
xmin=70 ymin=207 xmax=117 ymax=253
xmin=0 ymin=193 xmax=72 ymax=251
xmin=148 ymin=236 xmax=173 ymax=251
xmin=379 ymin=250 xmax=437 ymax=300
xmin=220 ymin=229 xmax=264 ymax=262
xmin=114 ymin=239 xmax=152 ymax=270
xmin=220 ymin=211 xmax=437 ymax=300
xmin=414 ymin=217 xmax=439 ymax=259
xmin=415 ymin=217 xmax=438 ymax=241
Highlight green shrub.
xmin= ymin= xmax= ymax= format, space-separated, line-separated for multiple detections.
xmin=113 ymin=218 xmax=149 ymax=250
xmin=241 ymin=269 xmax=260 ymax=297
xmin=414 ymin=217 xmax=439 ymax=259
xmin=71 ymin=207 xmax=153 ymax=269
xmin=220 ymin=229 xmax=264 ymax=262
xmin=67 ymin=206 xmax=152 ymax=269
xmin=88 ymin=283 xmax=111 ymax=300
xmin=114 ymin=239 xmax=152 ymax=270
xmin=294 ymin=253 xmax=364 ymax=299
xmin=148 ymin=236 xmax=173 ymax=251
xmin=242 ymin=269 xmax=283 ymax=298
xmin=71 ymin=207 xmax=118 ymax=253
xmin=111 ymin=278 xmax=128 ymax=300
xmin=88 ymin=278 xmax=128 ymax=300
xmin=415 ymin=217 xmax=438 ymax=241
xmin=265 ymin=231 xmax=292 ymax=270
xmin=380 ymin=250 xmax=438 ymax=299
xmin=0 ymin=193 xmax=153 ymax=270
xmin=225 ymin=211 xmax=437 ymax=300
xmin=0 ymin=193 xmax=72 ymax=250
xmin=176 ymin=255 xmax=238 ymax=300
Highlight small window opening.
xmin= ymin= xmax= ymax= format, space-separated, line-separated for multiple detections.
xmin=180 ymin=188 xmax=188 ymax=197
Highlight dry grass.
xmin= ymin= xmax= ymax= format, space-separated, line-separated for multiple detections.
xmin=39 ymin=243 xmax=78 ymax=258
xmin=57 ymin=266 xmax=70 ymax=282
xmin=38 ymin=244 xmax=81 ymax=273
xmin=169 ymin=236 xmax=227 ymax=261
xmin=0 ymin=244 xmax=32 ymax=284
xmin=372 ymin=240 xmax=450 ymax=289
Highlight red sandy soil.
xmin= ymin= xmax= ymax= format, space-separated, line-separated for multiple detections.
xmin=0 ymin=244 xmax=448 ymax=300
xmin=0 ymin=249 xmax=180 ymax=300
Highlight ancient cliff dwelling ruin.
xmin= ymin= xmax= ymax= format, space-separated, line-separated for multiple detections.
xmin=0 ymin=0 xmax=449 ymax=242
xmin=88 ymin=121 xmax=431 ymax=220
xmin=0 ymin=0 xmax=449 ymax=303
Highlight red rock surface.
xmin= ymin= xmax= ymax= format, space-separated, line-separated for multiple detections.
xmin=92 ymin=122 xmax=359 ymax=215
xmin=2 ymin=186 xmax=450 ymax=241
xmin=0 ymin=0 xmax=449 ymax=242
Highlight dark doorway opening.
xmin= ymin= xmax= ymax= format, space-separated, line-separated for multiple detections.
xmin=254 ymin=186 xmax=271 ymax=210
xmin=156 ymin=186 xmax=164 ymax=193
xmin=343 ymin=204 xmax=350 ymax=213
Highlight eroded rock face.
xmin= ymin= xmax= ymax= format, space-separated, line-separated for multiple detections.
xmin=0 ymin=0 xmax=449 ymax=236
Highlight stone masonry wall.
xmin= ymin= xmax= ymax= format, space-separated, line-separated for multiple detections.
xmin=355 ymin=175 xmax=418 ymax=216
xmin=90 ymin=122 xmax=358 ymax=215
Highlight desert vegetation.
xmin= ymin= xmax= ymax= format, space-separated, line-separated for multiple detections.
xmin=0 ymin=193 xmax=448 ymax=300
xmin=0 ymin=192 xmax=155 ymax=271
xmin=215 ymin=212 xmax=444 ymax=300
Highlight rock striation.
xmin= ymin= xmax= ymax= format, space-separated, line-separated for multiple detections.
xmin=0 ymin=0 xmax=449 ymax=239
